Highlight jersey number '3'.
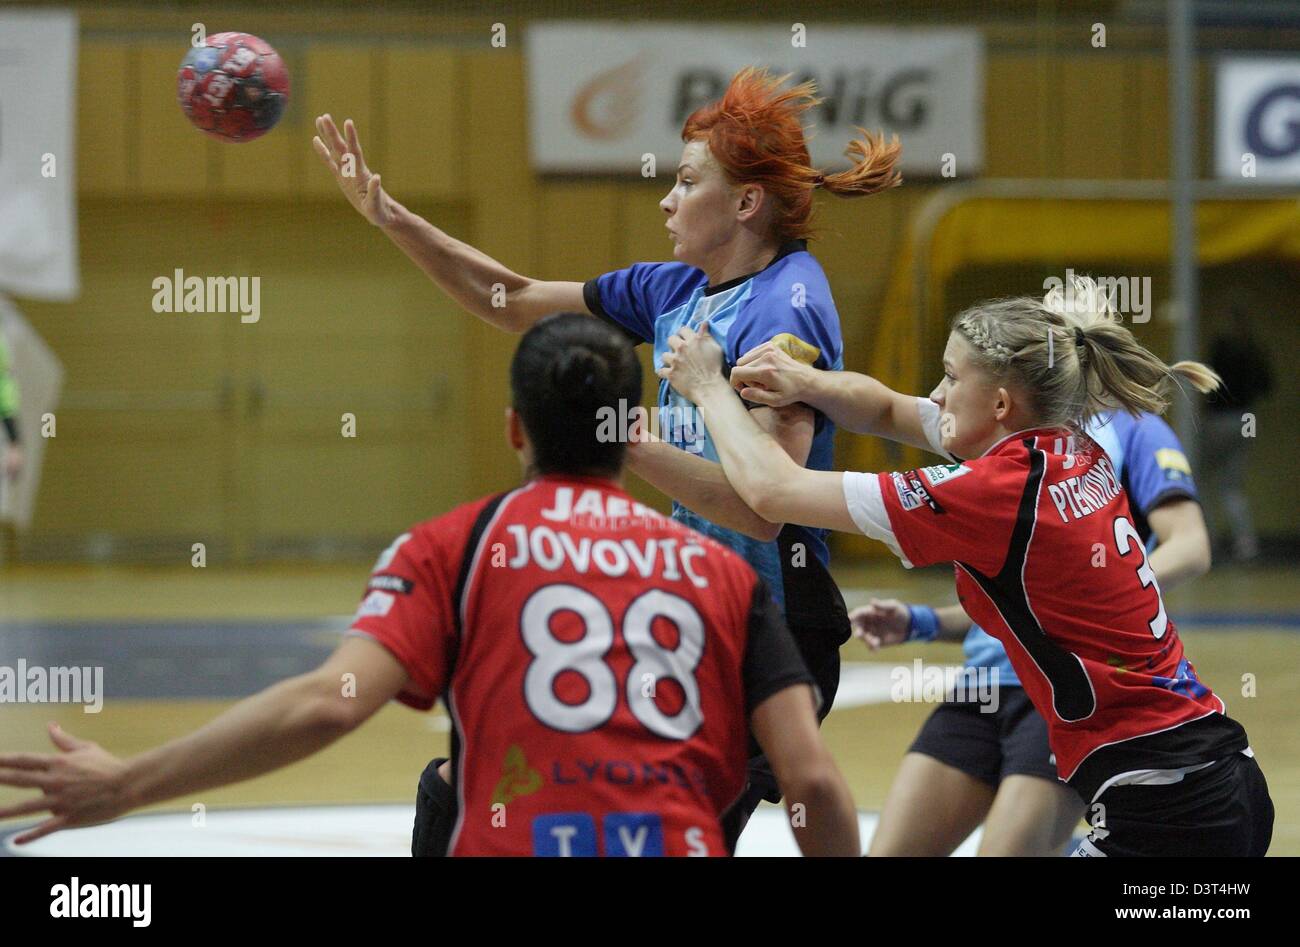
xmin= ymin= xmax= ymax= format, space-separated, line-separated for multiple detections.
xmin=1112 ymin=516 xmax=1169 ymax=639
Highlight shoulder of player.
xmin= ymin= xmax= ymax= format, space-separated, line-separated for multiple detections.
xmin=745 ymin=249 xmax=833 ymax=305
xmin=636 ymin=260 xmax=708 ymax=299
xmin=398 ymin=492 xmax=512 ymax=557
xmin=1122 ymin=410 xmax=1179 ymax=449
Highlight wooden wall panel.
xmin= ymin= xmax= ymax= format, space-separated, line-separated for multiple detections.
xmin=134 ymin=44 xmax=215 ymax=196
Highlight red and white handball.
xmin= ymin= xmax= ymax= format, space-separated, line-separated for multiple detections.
xmin=177 ymin=32 xmax=290 ymax=143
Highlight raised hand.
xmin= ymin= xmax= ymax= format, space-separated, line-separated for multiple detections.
xmin=312 ymin=114 xmax=394 ymax=228
xmin=849 ymin=598 xmax=911 ymax=650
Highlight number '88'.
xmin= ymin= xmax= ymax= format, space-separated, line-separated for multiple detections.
xmin=521 ymin=584 xmax=704 ymax=740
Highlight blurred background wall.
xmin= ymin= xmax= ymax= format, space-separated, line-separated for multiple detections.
xmin=5 ymin=0 xmax=1298 ymax=563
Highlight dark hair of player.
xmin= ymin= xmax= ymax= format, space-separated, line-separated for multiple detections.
xmin=510 ymin=313 xmax=642 ymax=478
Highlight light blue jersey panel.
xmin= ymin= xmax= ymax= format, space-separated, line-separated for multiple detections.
xmin=590 ymin=242 xmax=843 ymax=610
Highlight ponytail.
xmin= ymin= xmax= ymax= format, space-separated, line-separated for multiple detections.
xmin=953 ymin=275 xmax=1221 ymax=432
xmin=682 ymin=67 xmax=901 ymax=242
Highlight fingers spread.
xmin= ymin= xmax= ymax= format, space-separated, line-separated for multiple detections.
xmin=311 ymin=136 xmax=337 ymax=169
xmin=0 ymin=753 xmax=53 ymax=771
xmin=0 ymin=795 xmax=54 ymax=820
xmin=14 ymin=815 xmax=67 ymax=846
xmin=0 ymin=768 xmax=52 ymax=790
xmin=319 ymin=114 xmax=348 ymax=158
xmin=314 ymin=117 xmax=340 ymax=162
xmin=344 ymin=118 xmax=367 ymax=165
xmin=48 ymin=723 xmax=89 ymax=753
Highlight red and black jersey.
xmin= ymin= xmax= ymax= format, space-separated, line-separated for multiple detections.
xmin=844 ymin=426 xmax=1247 ymax=800
xmin=350 ymin=474 xmax=813 ymax=856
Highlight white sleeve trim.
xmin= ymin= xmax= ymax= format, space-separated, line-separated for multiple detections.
xmin=842 ymin=471 xmax=913 ymax=568
xmin=916 ymin=398 xmax=955 ymax=459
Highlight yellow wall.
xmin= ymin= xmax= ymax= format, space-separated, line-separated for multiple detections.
xmin=12 ymin=8 xmax=1287 ymax=559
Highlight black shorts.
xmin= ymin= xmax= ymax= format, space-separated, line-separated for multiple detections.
xmin=412 ymin=757 xmax=456 ymax=858
xmin=1073 ymin=751 xmax=1274 ymax=857
xmin=909 ymin=684 xmax=1059 ymax=787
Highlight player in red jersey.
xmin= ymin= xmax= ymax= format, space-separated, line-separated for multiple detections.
xmin=660 ymin=277 xmax=1273 ymax=857
xmin=0 ymin=315 xmax=859 ymax=857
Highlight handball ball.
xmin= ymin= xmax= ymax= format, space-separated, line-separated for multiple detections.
xmin=177 ymin=32 xmax=289 ymax=143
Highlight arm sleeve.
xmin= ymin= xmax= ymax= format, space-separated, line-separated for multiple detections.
xmin=841 ymin=471 xmax=913 ymax=566
xmin=1123 ymin=414 xmax=1199 ymax=513
xmin=726 ymin=292 xmax=839 ymax=372
xmin=347 ymin=528 xmax=457 ymax=710
xmin=741 ymin=578 xmax=816 ymax=716
xmin=584 ymin=262 xmax=700 ymax=345
xmin=843 ymin=459 xmax=1019 ymax=574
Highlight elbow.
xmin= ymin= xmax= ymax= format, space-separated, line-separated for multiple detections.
xmin=745 ymin=475 xmax=789 ymax=527
xmin=294 ymin=676 xmax=366 ymax=736
xmin=784 ymin=764 xmax=842 ymax=809
xmin=740 ymin=516 xmax=782 ymax=543
xmin=1192 ymin=536 xmax=1213 ymax=579
xmin=309 ymin=694 xmax=361 ymax=737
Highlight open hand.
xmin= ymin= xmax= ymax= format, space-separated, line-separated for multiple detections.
xmin=312 ymin=114 xmax=394 ymax=228
xmin=849 ymin=598 xmax=911 ymax=650
xmin=0 ymin=723 xmax=132 ymax=844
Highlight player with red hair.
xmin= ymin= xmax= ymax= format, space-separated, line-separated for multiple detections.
xmin=313 ymin=66 xmax=900 ymax=854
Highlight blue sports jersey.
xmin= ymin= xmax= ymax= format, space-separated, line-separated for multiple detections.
xmin=962 ymin=411 xmax=1200 ymax=685
xmin=584 ymin=240 xmax=844 ymax=610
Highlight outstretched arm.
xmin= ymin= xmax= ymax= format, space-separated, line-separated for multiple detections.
xmin=0 ymin=636 xmax=408 ymax=843
xmin=625 ymin=402 xmax=814 ymax=541
xmin=313 ymin=115 xmax=586 ymax=333
xmin=732 ymin=341 xmax=937 ymax=452
xmin=658 ymin=326 xmax=858 ymax=534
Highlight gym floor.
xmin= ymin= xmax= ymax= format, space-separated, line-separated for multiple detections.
xmin=2 ymin=559 xmax=1296 ymax=855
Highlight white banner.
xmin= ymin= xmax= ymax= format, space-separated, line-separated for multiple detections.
xmin=0 ymin=9 xmax=79 ymax=299
xmin=526 ymin=22 xmax=982 ymax=177
xmin=1216 ymin=57 xmax=1300 ymax=181
xmin=0 ymin=295 xmax=64 ymax=530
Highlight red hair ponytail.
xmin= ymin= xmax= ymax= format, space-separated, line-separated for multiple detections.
xmin=681 ymin=67 xmax=902 ymax=241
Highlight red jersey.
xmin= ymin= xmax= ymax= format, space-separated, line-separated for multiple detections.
xmin=350 ymin=475 xmax=812 ymax=856
xmin=844 ymin=423 xmax=1247 ymax=800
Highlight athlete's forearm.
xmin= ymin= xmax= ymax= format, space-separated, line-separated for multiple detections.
xmin=122 ymin=672 xmax=358 ymax=811
xmin=380 ymin=202 xmax=541 ymax=332
xmin=934 ymin=604 xmax=974 ymax=641
xmin=1147 ymin=529 xmax=1211 ymax=590
xmin=626 ymin=438 xmax=781 ymax=541
xmin=783 ymin=762 xmax=861 ymax=857
xmin=690 ymin=380 xmax=805 ymax=523
xmin=1146 ymin=499 xmax=1212 ymax=591
xmin=801 ymin=369 xmax=898 ymax=436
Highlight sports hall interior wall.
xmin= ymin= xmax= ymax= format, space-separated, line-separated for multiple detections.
xmin=9 ymin=2 xmax=1297 ymax=561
